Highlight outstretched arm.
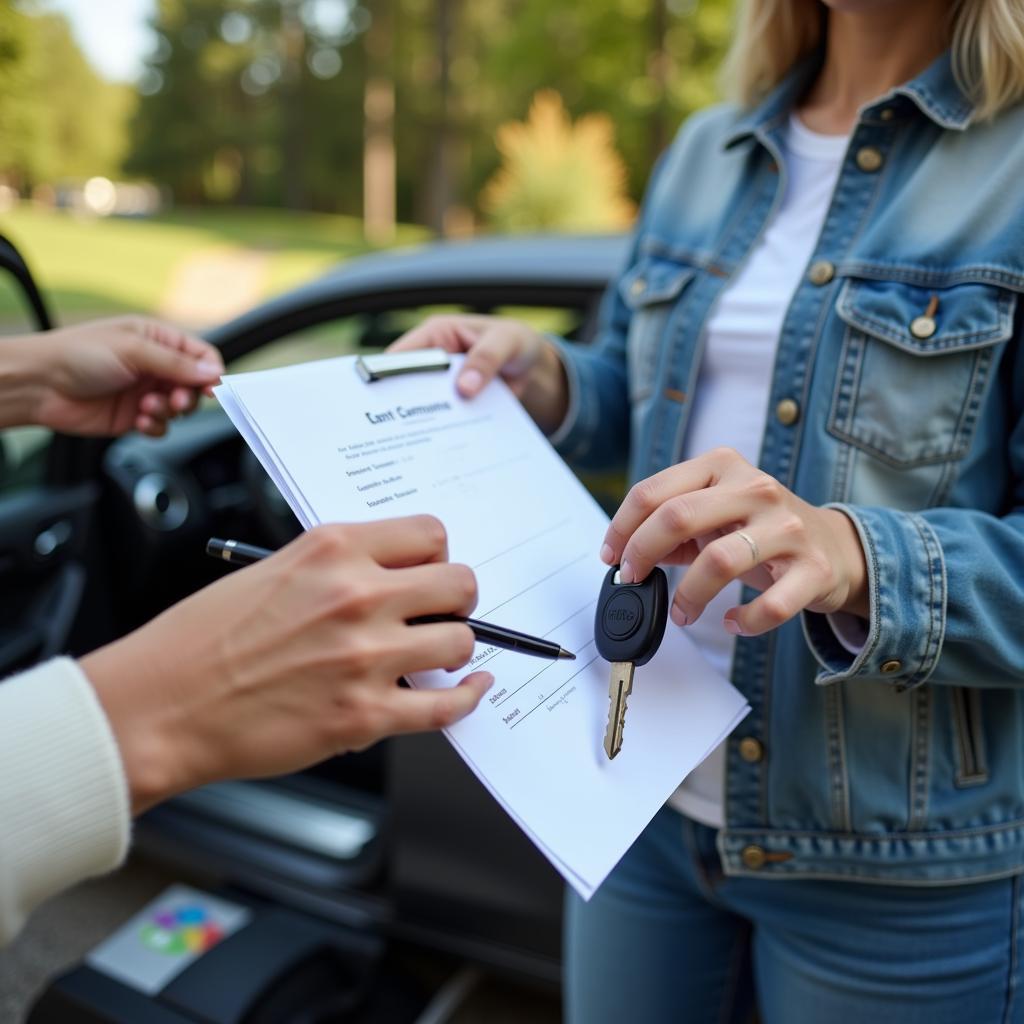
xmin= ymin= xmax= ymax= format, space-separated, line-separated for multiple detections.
xmin=0 ymin=316 xmax=223 ymax=437
xmin=1 ymin=517 xmax=492 ymax=945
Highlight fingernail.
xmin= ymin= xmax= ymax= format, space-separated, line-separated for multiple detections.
xmin=196 ymin=360 xmax=222 ymax=378
xmin=671 ymin=604 xmax=689 ymax=627
xmin=600 ymin=543 xmax=615 ymax=565
xmin=724 ymin=618 xmax=745 ymax=636
xmin=459 ymin=369 xmax=483 ymax=396
xmin=619 ymin=560 xmax=635 ymax=584
xmin=480 ymin=672 xmax=495 ymax=689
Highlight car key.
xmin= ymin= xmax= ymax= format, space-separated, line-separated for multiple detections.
xmin=594 ymin=564 xmax=669 ymax=759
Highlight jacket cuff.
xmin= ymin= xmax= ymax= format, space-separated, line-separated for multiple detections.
xmin=0 ymin=658 xmax=131 ymax=946
xmin=544 ymin=336 xmax=601 ymax=463
xmin=801 ymin=504 xmax=946 ymax=690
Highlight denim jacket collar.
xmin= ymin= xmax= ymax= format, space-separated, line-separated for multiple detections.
xmin=895 ymin=50 xmax=975 ymax=130
xmin=722 ymin=54 xmax=822 ymax=149
xmin=723 ymin=48 xmax=973 ymax=151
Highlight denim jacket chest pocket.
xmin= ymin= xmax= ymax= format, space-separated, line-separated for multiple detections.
xmin=619 ymin=256 xmax=696 ymax=403
xmin=827 ymin=278 xmax=1017 ymax=469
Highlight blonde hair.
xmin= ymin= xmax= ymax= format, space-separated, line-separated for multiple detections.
xmin=724 ymin=0 xmax=1024 ymax=122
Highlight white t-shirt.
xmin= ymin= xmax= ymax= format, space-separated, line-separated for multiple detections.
xmin=668 ymin=115 xmax=850 ymax=827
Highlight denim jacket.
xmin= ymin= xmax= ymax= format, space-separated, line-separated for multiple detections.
xmin=552 ymin=52 xmax=1024 ymax=884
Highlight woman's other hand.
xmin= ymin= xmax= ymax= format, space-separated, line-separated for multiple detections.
xmin=601 ymin=448 xmax=870 ymax=637
xmin=9 ymin=316 xmax=224 ymax=437
xmin=81 ymin=516 xmax=492 ymax=814
xmin=388 ymin=314 xmax=570 ymax=433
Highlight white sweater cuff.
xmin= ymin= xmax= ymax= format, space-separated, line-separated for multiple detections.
xmin=0 ymin=657 xmax=131 ymax=946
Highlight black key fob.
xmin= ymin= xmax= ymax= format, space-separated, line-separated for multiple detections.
xmin=594 ymin=565 xmax=669 ymax=667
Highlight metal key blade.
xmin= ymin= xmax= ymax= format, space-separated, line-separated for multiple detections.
xmin=604 ymin=661 xmax=636 ymax=759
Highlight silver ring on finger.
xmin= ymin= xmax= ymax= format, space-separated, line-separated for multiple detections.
xmin=734 ymin=529 xmax=760 ymax=567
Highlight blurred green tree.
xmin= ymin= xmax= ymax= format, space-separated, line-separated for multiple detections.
xmin=123 ymin=0 xmax=734 ymax=226
xmin=0 ymin=3 xmax=42 ymax=187
xmin=127 ymin=0 xmax=368 ymax=209
xmin=481 ymin=90 xmax=636 ymax=232
xmin=34 ymin=14 xmax=136 ymax=181
xmin=392 ymin=0 xmax=733 ymax=231
xmin=0 ymin=3 xmax=131 ymax=188
xmin=476 ymin=0 xmax=733 ymax=194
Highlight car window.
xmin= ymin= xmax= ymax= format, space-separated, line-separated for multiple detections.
xmin=493 ymin=306 xmax=583 ymax=341
xmin=0 ymin=274 xmax=51 ymax=494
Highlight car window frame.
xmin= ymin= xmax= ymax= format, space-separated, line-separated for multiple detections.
xmin=209 ymin=282 xmax=605 ymax=366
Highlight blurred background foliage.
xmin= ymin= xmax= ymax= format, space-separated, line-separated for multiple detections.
xmin=0 ymin=4 xmax=134 ymax=185
xmin=481 ymin=91 xmax=636 ymax=233
xmin=0 ymin=0 xmax=734 ymax=325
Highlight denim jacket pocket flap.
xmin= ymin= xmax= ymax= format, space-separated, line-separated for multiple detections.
xmin=828 ymin=278 xmax=1016 ymax=469
xmin=835 ymin=278 xmax=1016 ymax=356
xmin=619 ymin=258 xmax=696 ymax=310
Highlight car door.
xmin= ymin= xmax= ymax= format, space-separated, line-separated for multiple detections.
xmin=0 ymin=235 xmax=112 ymax=678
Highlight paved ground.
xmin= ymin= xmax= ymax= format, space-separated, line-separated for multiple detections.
xmin=0 ymin=857 xmax=562 ymax=1023
xmin=0 ymin=859 xmax=172 ymax=1020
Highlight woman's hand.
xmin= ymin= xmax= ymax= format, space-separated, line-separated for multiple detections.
xmin=81 ymin=516 xmax=492 ymax=814
xmin=601 ymin=448 xmax=869 ymax=637
xmin=388 ymin=314 xmax=570 ymax=433
xmin=3 ymin=316 xmax=224 ymax=437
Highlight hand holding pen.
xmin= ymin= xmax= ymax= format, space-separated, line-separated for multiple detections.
xmin=85 ymin=518 xmax=498 ymax=815
xmin=207 ymin=538 xmax=576 ymax=662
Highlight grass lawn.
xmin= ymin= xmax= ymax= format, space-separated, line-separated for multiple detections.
xmin=0 ymin=204 xmax=429 ymax=327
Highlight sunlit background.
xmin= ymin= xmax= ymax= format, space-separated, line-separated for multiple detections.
xmin=0 ymin=0 xmax=732 ymax=330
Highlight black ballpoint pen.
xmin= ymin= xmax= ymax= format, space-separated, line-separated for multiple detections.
xmin=205 ymin=537 xmax=576 ymax=662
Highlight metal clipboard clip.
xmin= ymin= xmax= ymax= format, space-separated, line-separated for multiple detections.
xmin=355 ymin=348 xmax=451 ymax=383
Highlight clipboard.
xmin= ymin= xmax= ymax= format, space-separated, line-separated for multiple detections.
xmin=355 ymin=348 xmax=451 ymax=383
xmin=214 ymin=350 xmax=750 ymax=901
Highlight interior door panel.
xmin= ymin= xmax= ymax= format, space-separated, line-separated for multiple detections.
xmin=0 ymin=483 xmax=100 ymax=677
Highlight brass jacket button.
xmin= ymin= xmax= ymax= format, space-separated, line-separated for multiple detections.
xmin=776 ymin=398 xmax=800 ymax=426
xmin=856 ymin=146 xmax=884 ymax=173
xmin=881 ymin=659 xmax=903 ymax=674
xmin=808 ymin=260 xmax=835 ymax=286
xmin=742 ymin=845 xmax=767 ymax=870
xmin=630 ymin=277 xmax=647 ymax=297
xmin=910 ymin=315 xmax=937 ymax=339
xmin=739 ymin=737 xmax=764 ymax=763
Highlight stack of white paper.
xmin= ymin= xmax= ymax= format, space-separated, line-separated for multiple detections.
xmin=215 ymin=354 xmax=749 ymax=898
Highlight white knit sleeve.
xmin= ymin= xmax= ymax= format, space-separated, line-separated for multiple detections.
xmin=0 ymin=657 xmax=131 ymax=946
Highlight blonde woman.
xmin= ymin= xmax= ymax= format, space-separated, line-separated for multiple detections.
xmin=392 ymin=0 xmax=1024 ymax=1018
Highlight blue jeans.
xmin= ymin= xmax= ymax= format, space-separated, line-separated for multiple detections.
xmin=565 ymin=808 xmax=1024 ymax=1024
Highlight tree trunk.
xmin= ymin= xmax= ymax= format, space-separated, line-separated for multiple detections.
xmin=649 ymin=0 xmax=670 ymax=163
xmin=364 ymin=0 xmax=396 ymax=245
xmin=281 ymin=0 xmax=307 ymax=210
xmin=427 ymin=0 xmax=456 ymax=236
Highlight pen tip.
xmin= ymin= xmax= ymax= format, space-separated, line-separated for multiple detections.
xmin=559 ymin=648 xmax=576 ymax=661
